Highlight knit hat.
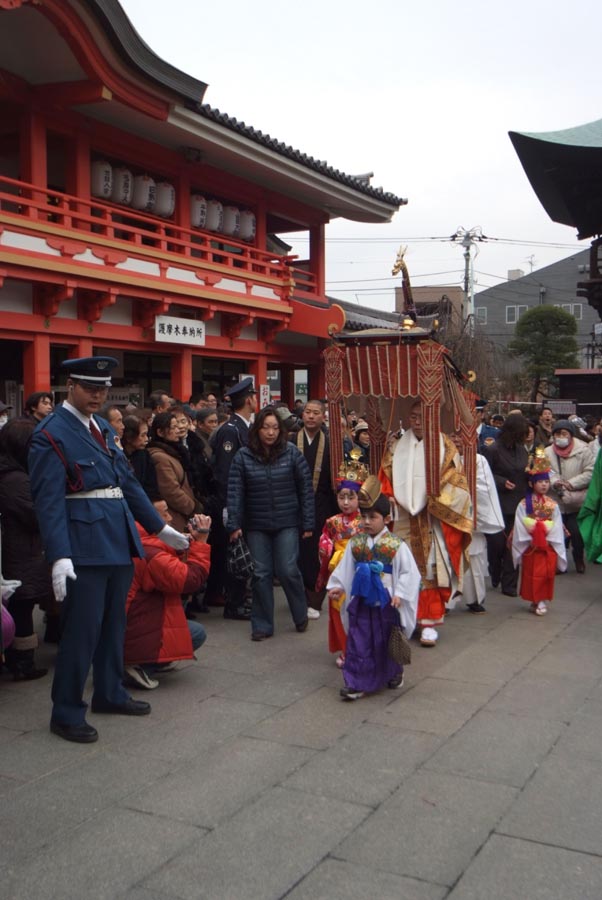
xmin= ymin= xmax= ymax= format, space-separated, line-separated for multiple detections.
xmin=353 ymin=419 xmax=369 ymax=436
xmin=551 ymin=419 xmax=576 ymax=436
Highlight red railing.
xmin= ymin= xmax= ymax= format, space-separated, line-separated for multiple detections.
xmin=0 ymin=176 xmax=319 ymax=297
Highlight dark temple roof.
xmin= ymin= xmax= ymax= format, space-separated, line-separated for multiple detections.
xmin=509 ymin=119 xmax=602 ymax=239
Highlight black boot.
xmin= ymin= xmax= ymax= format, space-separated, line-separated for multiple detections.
xmin=4 ymin=647 xmax=48 ymax=681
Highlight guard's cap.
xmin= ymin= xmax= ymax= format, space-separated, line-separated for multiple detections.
xmin=61 ymin=356 xmax=118 ymax=387
xmin=0 ymin=401 xmax=13 ymax=413
xmin=225 ymin=377 xmax=256 ymax=400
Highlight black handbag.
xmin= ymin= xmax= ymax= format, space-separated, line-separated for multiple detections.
xmin=388 ymin=609 xmax=412 ymax=666
xmin=226 ymin=536 xmax=255 ymax=580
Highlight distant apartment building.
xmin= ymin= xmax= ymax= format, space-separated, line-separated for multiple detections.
xmin=473 ymin=250 xmax=597 ymax=372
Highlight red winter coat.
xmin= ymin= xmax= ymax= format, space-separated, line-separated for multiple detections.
xmin=124 ymin=524 xmax=211 ymax=665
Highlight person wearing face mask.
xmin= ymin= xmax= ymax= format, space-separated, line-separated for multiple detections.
xmin=544 ymin=420 xmax=594 ymax=574
xmin=0 ymin=401 xmax=13 ymax=430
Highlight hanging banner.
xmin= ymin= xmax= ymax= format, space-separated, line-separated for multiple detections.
xmin=259 ymin=384 xmax=270 ymax=408
xmin=155 ymin=316 xmax=205 ymax=345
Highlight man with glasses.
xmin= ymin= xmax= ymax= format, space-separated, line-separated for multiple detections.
xmin=28 ymin=357 xmax=189 ymax=743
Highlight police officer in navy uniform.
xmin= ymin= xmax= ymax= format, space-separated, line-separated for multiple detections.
xmin=28 ymin=357 xmax=190 ymax=743
xmin=205 ymin=377 xmax=257 ymax=619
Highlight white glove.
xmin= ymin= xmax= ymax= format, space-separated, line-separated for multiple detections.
xmin=158 ymin=524 xmax=190 ymax=551
xmin=1 ymin=578 xmax=22 ymax=602
xmin=52 ymin=558 xmax=77 ymax=603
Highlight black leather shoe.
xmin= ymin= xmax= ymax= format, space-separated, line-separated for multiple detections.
xmin=91 ymin=698 xmax=151 ymax=716
xmin=251 ymin=632 xmax=272 ymax=641
xmin=502 ymin=590 xmax=518 ymax=597
xmin=50 ymin=720 xmax=98 ymax=743
xmin=223 ymin=606 xmax=251 ymax=621
xmin=295 ymin=618 xmax=308 ymax=633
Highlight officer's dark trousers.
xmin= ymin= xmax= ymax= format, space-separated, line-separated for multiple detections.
xmin=51 ymin=564 xmax=133 ymax=726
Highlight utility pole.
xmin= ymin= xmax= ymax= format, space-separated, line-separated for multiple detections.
xmin=450 ymin=226 xmax=487 ymax=335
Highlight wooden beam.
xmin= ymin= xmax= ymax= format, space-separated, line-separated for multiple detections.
xmin=33 ymin=80 xmax=112 ymax=107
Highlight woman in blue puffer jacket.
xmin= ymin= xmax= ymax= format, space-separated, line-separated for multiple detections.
xmin=227 ymin=406 xmax=315 ymax=640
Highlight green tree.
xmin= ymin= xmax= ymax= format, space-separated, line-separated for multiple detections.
xmin=508 ymin=305 xmax=579 ymax=401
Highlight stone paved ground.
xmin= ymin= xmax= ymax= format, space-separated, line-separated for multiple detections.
xmin=1 ymin=565 xmax=602 ymax=899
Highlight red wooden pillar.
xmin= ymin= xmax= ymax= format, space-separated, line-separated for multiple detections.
xmin=172 ymin=348 xmax=192 ymax=401
xmin=23 ymin=334 xmax=50 ymax=395
xmin=248 ymin=355 xmax=268 ymax=406
xmin=309 ymin=222 xmax=326 ymax=297
xmin=20 ymin=110 xmax=47 ymax=214
xmin=67 ymin=133 xmax=91 ymax=230
xmin=307 ymin=359 xmax=325 ymax=401
xmin=75 ymin=338 xmax=94 ymax=358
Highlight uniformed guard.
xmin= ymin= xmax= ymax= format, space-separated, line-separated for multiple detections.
xmin=28 ymin=357 xmax=189 ymax=743
xmin=204 ymin=377 xmax=257 ymax=619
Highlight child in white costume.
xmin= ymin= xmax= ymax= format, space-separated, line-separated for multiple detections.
xmin=327 ymin=476 xmax=420 ymax=700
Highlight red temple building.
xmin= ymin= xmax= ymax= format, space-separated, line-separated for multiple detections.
xmin=0 ymin=0 xmax=403 ymax=409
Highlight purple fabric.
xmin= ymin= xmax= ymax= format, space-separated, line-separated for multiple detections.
xmin=1 ymin=602 xmax=15 ymax=649
xmin=343 ymin=594 xmax=402 ymax=692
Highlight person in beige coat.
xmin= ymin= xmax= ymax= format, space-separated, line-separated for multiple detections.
xmin=147 ymin=412 xmax=201 ymax=532
xmin=544 ymin=419 xmax=594 ymax=573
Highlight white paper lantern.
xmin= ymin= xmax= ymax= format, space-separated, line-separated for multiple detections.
xmin=154 ymin=182 xmax=176 ymax=218
xmin=91 ymin=160 xmax=112 ymax=199
xmin=110 ymin=167 xmax=133 ymax=205
xmin=206 ymin=199 xmax=223 ymax=232
xmin=222 ymin=206 xmax=240 ymax=237
xmin=239 ymin=210 xmax=256 ymax=241
xmin=131 ymin=174 xmax=156 ymax=212
xmin=190 ymin=194 xmax=207 ymax=228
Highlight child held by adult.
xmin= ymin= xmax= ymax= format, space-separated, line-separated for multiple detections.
xmin=326 ymin=476 xmax=420 ymax=701
xmin=511 ymin=448 xmax=566 ymax=616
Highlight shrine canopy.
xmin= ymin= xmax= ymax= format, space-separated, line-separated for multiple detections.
xmin=509 ymin=119 xmax=602 ymax=240
xmin=323 ymin=333 xmax=476 ymax=505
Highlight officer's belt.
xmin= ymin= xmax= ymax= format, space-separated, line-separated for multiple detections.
xmin=66 ymin=487 xmax=124 ymax=499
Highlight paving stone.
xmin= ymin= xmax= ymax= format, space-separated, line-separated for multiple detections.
xmin=448 ymin=833 xmax=602 ymax=899
xmin=526 ymin=636 xmax=602 ymax=679
xmin=124 ymin=735 xmax=314 ymax=826
xmin=215 ymin=662 xmax=341 ymax=707
xmin=0 ymin=749 xmax=172 ymax=867
xmin=114 ymin=695 xmax=276 ymax=762
xmin=336 ymin=770 xmax=517 ymax=887
xmin=144 ymin=786 xmax=370 ymax=900
xmin=0 ymin=726 xmax=99 ymax=781
xmin=369 ymin=677 xmax=499 ymax=737
xmin=245 ymin=685 xmax=391 ymax=750
xmin=423 ymin=710 xmax=565 ymax=787
xmin=2 ymin=808 xmax=203 ymax=900
xmin=284 ymin=723 xmax=442 ymax=806
xmin=0 ymin=724 xmax=24 ymax=745
xmin=428 ymin=644 xmax=530 ymax=686
xmin=499 ymin=752 xmax=602 ymax=855
xmin=0 ymin=696 xmax=51 ymax=732
xmin=485 ymin=669 xmax=594 ymax=721
xmin=121 ymin=890 xmax=180 ymax=900
xmin=286 ymin=858 xmax=447 ymax=900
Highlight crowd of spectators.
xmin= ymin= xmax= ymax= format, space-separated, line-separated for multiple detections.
xmin=1 ymin=384 xmax=601 ymax=728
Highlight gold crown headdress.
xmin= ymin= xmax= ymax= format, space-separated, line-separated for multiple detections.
xmin=336 ymin=447 xmax=370 ymax=490
xmin=526 ymin=445 xmax=552 ymax=480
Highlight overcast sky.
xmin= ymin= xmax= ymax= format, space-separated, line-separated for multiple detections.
xmin=121 ymin=0 xmax=600 ymax=311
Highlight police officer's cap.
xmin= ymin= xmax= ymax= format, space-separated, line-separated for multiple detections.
xmin=61 ymin=356 xmax=118 ymax=387
xmin=225 ymin=377 xmax=256 ymax=400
